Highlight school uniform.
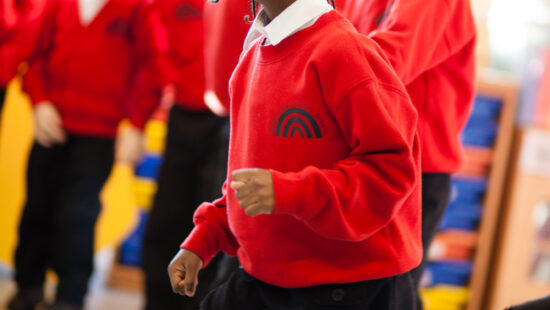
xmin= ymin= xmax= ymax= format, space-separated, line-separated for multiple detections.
xmin=338 ymin=1 xmax=476 ymax=305
xmin=141 ymin=1 xmax=231 ymax=309
xmin=181 ymin=0 xmax=422 ymax=308
xmin=202 ymin=0 xmax=251 ymax=112
xmin=12 ymin=0 xmax=165 ymax=308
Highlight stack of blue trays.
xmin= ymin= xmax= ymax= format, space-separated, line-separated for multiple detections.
xmin=461 ymin=95 xmax=502 ymax=147
xmin=425 ymin=261 xmax=473 ymax=286
xmin=424 ymin=95 xmax=504 ymax=290
xmin=439 ymin=177 xmax=487 ymax=231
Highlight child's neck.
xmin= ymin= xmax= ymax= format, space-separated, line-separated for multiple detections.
xmin=256 ymin=0 xmax=297 ymax=23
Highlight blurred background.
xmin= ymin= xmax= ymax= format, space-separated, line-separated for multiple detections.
xmin=2 ymin=0 xmax=550 ymax=309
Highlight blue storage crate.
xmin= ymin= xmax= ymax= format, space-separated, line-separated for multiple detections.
xmin=425 ymin=261 xmax=473 ymax=286
xmin=135 ymin=153 xmax=163 ymax=180
xmin=461 ymin=125 xmax=498 ymax=147
xmin=471 ymin=95 xmax=503 ymax=119
xmin=440 ymin=202 xmax=482 ymax=231
xmin=449 ymin=177 xmax=488 ymax=204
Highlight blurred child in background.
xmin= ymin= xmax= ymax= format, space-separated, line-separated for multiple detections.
xmin=142 ymin=0 xmax=234 ymax=308
xmin=202 ymin=0 xmax=251 ymax=115
xmin=8 ymin=0 xmax=167 ymax=309
xmin=338 ymin=0 xmax=476 ymax=307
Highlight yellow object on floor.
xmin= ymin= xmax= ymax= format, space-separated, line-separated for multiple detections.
xmin=0 ymin=79 xmax=138 ymax=267
xmin=421 ymin=285 xmax=470 ymax=310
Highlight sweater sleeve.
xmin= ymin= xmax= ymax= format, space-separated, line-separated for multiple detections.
xmin=125 ymin=1 xmax=169 ymax=129
xmin=365 ymin=0 xmax=476 ymax=84
xmin=271 ymin=79 xmax=420 ymax=242
xmin=20 ymin=0 xmax=56 ymax=104
xmin=181 ymin=183 xmax=240 ymax=267
xmin=0 ymin=0 xmax=20 ymax=40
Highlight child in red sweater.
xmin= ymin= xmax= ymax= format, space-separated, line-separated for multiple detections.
xmin=142 ymin=0 xmax=235 ymax=309
xmin=168 ymin=0 xmax=422 ymax=309
xmin=8 ymin=0 xmax=166 ymax=309
xmin=338 ymin=1 xmax=476 ymax=307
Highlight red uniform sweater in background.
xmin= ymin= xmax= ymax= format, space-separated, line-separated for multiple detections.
xmin=203 ymin=0 xmax=250 ymax=110
xmin=0 ymin=0 xmax=46 ymax=85
xmin=0 ymin=0 xmax=18 ymax=38
xmin=338 ymin=0 xmax=476 ymax=173
xmin=182 ymin=11 xmax=422 ymax=287
xmin=22 ymin=0 xmax=167 ymax=138
xmin=156 ymin=0 xmax=206 ymax=111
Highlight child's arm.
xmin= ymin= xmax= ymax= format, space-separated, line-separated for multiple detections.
xmin=169 ymin=183 xmax=239 ymax=297
xmin=181 ymin=183 xmax=240 ymax=266
xmin=21 ymin=0 xmax=56 ymax=104
xmin=124 ymin=1 xmax=169 ymax=130
xmin=270 ymin=79 xmax=420 ymax=242
xmin=363 ymin=0 xmax=475 ymax=84
xmin=21 ymin=1 xmax=66 ymax=147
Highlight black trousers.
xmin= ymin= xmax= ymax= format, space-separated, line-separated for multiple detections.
xmin=201 ymin=268 xmax=416 ymax=310
xmin=410 ymin=173 xmax=452 ymax=309
xmin=142 ymin=105 xmax=232 ymax=310
xmin=14 ymin=136 xmax=115 ymax=306
xmin=1 ymin=87 xmax=5 ymax=113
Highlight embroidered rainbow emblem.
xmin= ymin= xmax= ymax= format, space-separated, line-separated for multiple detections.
xmin=275 ymin=107 xmax=322 ymax=138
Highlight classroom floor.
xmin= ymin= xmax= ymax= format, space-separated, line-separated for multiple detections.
xmin=0 ymin=248 xmax=143 ymax=310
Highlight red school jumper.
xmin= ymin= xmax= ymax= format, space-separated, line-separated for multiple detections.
xmin=182 ymin=11 xmax=422 ymax=288
xmin=1 ymin=0 xmax=18 ymax=38
xmin=0 ymin=0 xmax=19 ymax=84
xmin=0 ymin=0 xmax=46 ymax=85
xmin=203 ymin=0 xmax=251 ymax=110
xmin=339 ymin=0 xmax=476 ymax=173
xmin=23 ymin=0 xmax=167 ymax=138
xmin=156 ymin=0 xmax=206 ymax=111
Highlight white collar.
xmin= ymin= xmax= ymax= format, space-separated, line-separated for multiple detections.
xmin=243 ymin=0 xmax=333 ymax=48
xmin=78 ymin=0 xmax=109 ymax=26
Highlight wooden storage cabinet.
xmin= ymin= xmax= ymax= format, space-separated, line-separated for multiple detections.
xmin=421 ymin=71 xmax=518 ymax=310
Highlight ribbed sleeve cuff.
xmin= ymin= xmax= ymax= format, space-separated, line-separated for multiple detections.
xmin=180 ymin=223 xmax=219 ymax=268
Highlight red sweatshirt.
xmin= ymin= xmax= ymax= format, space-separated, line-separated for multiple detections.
xmin=339 ymin=0 xmax=476 ymax=173
xmin=0 ymin=0 xmax=46 ymax=85
xmin=22 ymin=0 xmax=167 ymax=138
xmin=182 ymin=11 xmax=422 ymax=287
xmin=156 ymin=0 xmax=206 ymax=111
xmin=203 ymin=0 xmax=250 ymax=110
xmin=0 ymin=0 xmax=18 ymax=38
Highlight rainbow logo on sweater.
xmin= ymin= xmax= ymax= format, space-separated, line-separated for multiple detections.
xmin=275 ymin=107 xmax=322 ymax=139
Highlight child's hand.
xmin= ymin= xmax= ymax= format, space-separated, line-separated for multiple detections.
xmin=115 ymin=124 xmax=144 ymax=165
xmin=34 ymin=101 xmax=66 ymax=147
xmin=168 ymin=249 xmax=204 ymax=297
xmin=230 ymin=168 xmax=274 ymax=217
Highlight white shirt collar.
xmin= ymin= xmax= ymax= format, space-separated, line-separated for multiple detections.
xmin=78 ymin=0 xmax=109 ymax=26
xmin=243 ymin=0 xmax=333 ymax=49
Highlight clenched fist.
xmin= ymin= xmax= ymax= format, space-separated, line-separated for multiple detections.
xmin=168 ymin=249 xmax=204 ymax=297
xmin=230 ymin=168 xmax=274 ymax=217
xmin=34 ymin=101 xmax=66 ymax=147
